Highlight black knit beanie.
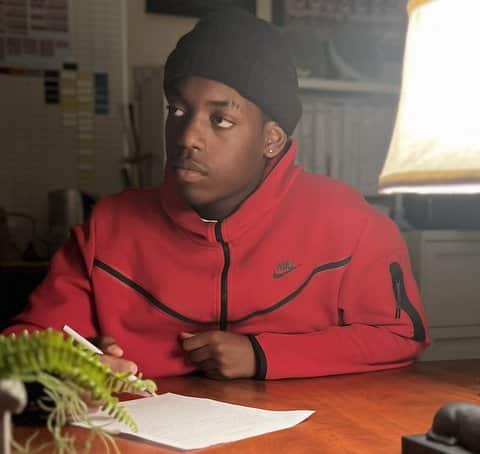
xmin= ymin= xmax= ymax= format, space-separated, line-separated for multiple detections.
xmin=163 ymin=8 xmax=302 ymax=136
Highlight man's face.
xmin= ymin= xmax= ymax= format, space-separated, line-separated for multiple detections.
xmin=165 ymin=76 xmax=268 ymax=219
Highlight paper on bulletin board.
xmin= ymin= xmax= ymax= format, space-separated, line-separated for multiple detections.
xmin=76 ymin=71 xmax=95 ymax=187
xmin=0 ymin=0 xmax=72 ymax=70
xmin=60 ymin=68 xmax=76 ymax=126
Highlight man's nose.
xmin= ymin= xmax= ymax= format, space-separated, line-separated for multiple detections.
xmin=178 ymin=114 xmax=205 ymax=152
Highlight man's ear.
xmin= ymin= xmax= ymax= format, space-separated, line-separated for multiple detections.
xmin=263 ymin=121 xmax=288 ymax=159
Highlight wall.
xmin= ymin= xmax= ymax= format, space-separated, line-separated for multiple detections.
xmin=127 ymin=1 xmax=196 ymax=99
xmin=0 ymin=0 xmax=128 ymax=246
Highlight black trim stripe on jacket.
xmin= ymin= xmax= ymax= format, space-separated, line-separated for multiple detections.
xmin=93 ymin=256 xmax=351 ymax=326
xmin=389 ymin=262 xmax=426 ymax=342
xmin=228 ymin=256 xmax=351 ymax=324
xmin=94 ymin=259 xmax=217 ymax=326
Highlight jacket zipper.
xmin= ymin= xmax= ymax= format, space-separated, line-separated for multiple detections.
xmin=215 ymin=222 xmax=230 ymax=331
xmin=390 ymin=262 xmax=426 ymax=342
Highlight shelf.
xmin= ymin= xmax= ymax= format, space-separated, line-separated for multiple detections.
xmin=298 ymin=78 xmax=400 ymax=95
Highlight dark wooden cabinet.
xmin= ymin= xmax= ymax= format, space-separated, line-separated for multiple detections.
xmin=0 ymin=261 xmax=49 ymax=330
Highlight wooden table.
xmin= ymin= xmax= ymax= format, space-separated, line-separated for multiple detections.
xmin=14 ymin=360 xmax=480 ymax=453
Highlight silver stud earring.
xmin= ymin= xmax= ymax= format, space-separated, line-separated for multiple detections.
xmin=268 ymin=149 xmax=273 ymax=154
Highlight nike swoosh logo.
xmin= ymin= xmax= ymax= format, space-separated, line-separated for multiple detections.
xmin=273 ymin=265 xmax=301 ymax=279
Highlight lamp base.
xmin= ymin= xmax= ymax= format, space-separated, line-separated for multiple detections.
xmin=393 ymin=194 xmax=413 ymax=231
xmin=402 ymin=435 xmax=473 ymax=454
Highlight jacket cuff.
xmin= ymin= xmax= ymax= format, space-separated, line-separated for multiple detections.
xmin=247 ymin=335 xmax=267 ymax=379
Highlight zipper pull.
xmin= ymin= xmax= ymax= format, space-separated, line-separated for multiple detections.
xmin=390 ymin=262 xmax=426 ymax=342
xmin=390 ymin=263 xmax=403 ymax=319
xmin=394 ymin=279 xmax=402 ymax=319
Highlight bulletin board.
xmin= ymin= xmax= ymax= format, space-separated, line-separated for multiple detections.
xmin=0 ymin=0 xmax=127 ymax=238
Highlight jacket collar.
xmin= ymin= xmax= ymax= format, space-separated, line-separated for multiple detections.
xmin=161 ymin=140 xmax=301 ymax=243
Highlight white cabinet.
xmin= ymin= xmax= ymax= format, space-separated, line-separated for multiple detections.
xmin=403 ymin=230 xmax=480 ymax=361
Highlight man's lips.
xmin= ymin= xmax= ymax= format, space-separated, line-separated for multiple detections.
xmin=171 ymin=161 xmax=207 ymax=174
xmin=171 ymin=161 xmax=207 ymax=182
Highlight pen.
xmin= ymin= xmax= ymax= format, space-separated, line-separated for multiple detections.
xmin=62 ymin=324 xmax=154 ymax=395
xmin=63 ymin=324 xmax=104 ymax=355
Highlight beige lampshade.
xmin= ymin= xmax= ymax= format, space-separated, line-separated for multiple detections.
xmin=379 ymin=0 xmax=480 ymax=194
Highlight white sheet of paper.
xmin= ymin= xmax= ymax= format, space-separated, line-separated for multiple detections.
xmin=73 ymin=392 xmax=315 ymax=450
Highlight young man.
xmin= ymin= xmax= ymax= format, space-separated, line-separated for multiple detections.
xmin=3 ymin=8 xmax=429 ymax=379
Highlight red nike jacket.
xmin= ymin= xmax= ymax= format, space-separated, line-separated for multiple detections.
xmin=4 ymin=141 xmax=429 ymax=379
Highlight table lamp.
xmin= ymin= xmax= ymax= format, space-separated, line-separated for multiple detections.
xmin=379 ymin=0 xmax=480 ymax=196
xmin=382 ymin=1 xmax=480 ymax=453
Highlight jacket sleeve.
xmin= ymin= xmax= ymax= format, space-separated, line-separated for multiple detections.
xmin=250 ymin=212 xmax=430 ymax=379
xmin=2 ymin=218 xmax=98 ymax=338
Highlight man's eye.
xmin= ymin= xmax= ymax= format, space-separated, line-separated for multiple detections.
xmin=166 ymin=105 xmax=185 ymax=117
xmin=212 ymin=115 xmax=234 ymax=129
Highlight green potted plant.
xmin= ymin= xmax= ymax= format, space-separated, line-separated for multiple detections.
xmin=0 ymin=329 xmax=157 ymax=453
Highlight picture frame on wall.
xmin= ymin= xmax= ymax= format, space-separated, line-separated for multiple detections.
xmin=145 ymin=0 xmax=256 ymax=17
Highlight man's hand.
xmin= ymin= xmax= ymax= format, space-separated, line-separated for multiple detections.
xmin=89 ymin=336 xmax=138 ymax=375
xmin=179 ymin=331 xmax=256 ymax=379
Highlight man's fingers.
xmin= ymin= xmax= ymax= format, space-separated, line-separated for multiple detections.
xmin=104 ymin=343 xmax=124 ymax=357
xmin=94 ymin=336 xmax=124 ymax=357
xmin=187 ymin=345 xmax=212 ymax=364
xmin=205 ymin=369 xmax=224 ymax=380
xmin=198 ymin=359 xmax=218 ymax=372
xmin=100 ymin=355 xmax=138 ymax=375
xmin=180 ymin=332 xmax=214 ymax=352
xmin=180 ymin=331 xmax=255 ymax=379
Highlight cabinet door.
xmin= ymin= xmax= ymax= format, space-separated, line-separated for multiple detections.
xmin=420 ymin=239 xmax=480 ymax=327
